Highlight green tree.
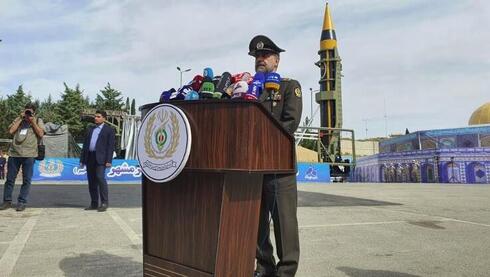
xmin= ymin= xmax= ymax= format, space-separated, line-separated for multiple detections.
xmin=0 ymin=86 xmax=32 ymax=138
xmin=125 ymin=97 xmax=130 ymax=113
xmin=56 ymin=83 xmax=89 ymax=142
xmin=131 ymin=98 xmax=136 ymax=115
xmin=95 ymin=83 xmax=124 ymax=111
xmin=38 ymin=94 xmax=62 ymax=124
xmin=0 ymin=97 xmax=8 ymax=139
xmin=85 ymin=96 xmax=94 ymax=108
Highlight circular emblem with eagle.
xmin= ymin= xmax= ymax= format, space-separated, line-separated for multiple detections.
xmin=137 ymin=104 xmax=192 ymax=183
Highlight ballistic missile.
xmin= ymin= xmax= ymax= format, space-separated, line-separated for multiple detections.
xmin=315 ymin=2 xmax=343 ymax=162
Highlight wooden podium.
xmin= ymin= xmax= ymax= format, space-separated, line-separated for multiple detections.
xmin=140 ymin=100 xmax=296 ymax=277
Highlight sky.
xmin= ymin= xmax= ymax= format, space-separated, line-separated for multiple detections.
xmin=0 ymin=0 xmax=489 ymax=138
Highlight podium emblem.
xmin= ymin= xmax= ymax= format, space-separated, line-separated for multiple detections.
xmin=137 ymin=104 xmax=192 ymax=182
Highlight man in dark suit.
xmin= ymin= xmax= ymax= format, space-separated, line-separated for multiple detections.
xmin=80 ymin=110 xmax=115 ymax=212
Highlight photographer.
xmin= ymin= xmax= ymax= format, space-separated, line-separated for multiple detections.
xmin=0 ymin=103 xmax=44 ymax=212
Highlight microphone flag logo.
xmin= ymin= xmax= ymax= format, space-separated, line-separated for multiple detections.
xmin=137 ymin=104 xmax=192 ymax=183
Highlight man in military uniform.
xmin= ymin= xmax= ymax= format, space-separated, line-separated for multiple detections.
xmin=249 ymin=35 xmax=303 ymax=277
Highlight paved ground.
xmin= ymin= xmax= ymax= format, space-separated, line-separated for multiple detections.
xmin=0 ymin=182 xmax=489 ymax=277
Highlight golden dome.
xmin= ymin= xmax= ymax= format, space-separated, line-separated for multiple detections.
xmin=469 ymin=102 xmax=490 ymax=125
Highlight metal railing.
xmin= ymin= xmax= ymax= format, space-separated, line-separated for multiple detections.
xmin=295 ymin=126 xmax=356 ymax=168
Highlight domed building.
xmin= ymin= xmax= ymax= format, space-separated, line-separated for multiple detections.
xmin=354 ymin=104 xmax=490 ymax=184
xmin=469 ymin=102 xmax=490 ymax=125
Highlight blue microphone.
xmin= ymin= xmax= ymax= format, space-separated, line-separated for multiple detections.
xmin=203 ymin=67 xmax=214 ymax=79
xmin=185 ymin=90 xmax=200 ymax=100
xmin=159 ymin=88 xmax=176 ymax=102
xmin=244 ymin=72 xmax=265 ymax=100
xmin=175 ymin=85 xmax=193 ymax=100
xmin=264 ymin=72 xmax=281 ymax=92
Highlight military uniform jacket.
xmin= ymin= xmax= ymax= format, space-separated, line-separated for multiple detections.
xmin=259 ymin=78 xmax=303 ymax=136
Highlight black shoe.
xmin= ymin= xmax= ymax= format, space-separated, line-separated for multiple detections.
xmin=0 ymin=201 xmax=12 ymax=210
xmin=254 ymin=271 xmax=276 ymax=277
xmin=98 ymin=203 xmax=108 ymax=212
xmin=84 ymin=205 xmax=98 ymax=210
xmin=16 ymin=203 xmax=26 ymax=212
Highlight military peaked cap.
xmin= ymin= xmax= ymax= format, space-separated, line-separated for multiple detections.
xmin=248 ymin=35 xmax=285 ymax=57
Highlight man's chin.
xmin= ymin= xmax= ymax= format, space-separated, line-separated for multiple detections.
xmin=255 ymin=66 xmax=266 ymax=73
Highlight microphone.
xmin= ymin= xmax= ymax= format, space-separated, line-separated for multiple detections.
xmin=264 ymin=72 xmax=281 ymax=113
xmin=231 ymin=81 xmax=249 ymax=99
xmin=175 ymin=85 xmax=193 ymax=100
xmin=213 ymin=75 xmax=221 ymax=88
xmin=184 ymin=90 xmax=200 ymax=100
xmin=199 ymin=67 xmax=215 ymax=99
xmin=264 ymin=72 xmax=281 ymax=92
xmin=212 ymin=75 xmax=223 ymax=98
xmin=225 ymin=85 xmax=234 ymax=98
xmin=231 ymin=72 xmax=252 ymax=84
xmin=215 ymin=72 xmax=232 ymax=99
xmin=203 ymin=67 xmax=213 ymax=79
xmin=188 ymin=75 xmax=204 ymax=92
xmin=159 ymin=88 xmax=176 ymax=102
xmin=199 ymin=80 xmax=215 ymax=99
xmin=244 ymin=72 xmax=265 ymax=100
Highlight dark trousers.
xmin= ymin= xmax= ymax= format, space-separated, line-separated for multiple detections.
xmin=3 ymin=157 xmax=35 ymax=204
xmin=86 ymin=152 xmax=108 ymax=206
xmin=0 ymin=166 xmax=5 ymax=179
xmin=256 ymin=174 xmax=300 ymax=277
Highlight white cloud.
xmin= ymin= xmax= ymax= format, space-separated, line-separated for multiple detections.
xmin=0 ymin=0 xmax=489 ymax=139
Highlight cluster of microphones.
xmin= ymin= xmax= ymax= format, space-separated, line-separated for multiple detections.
xmin=159 ymin=68 xmax=281 ymax=102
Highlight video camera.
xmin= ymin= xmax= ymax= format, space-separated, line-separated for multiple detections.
xmin=24 ymin=109 xmax=33 ymax=119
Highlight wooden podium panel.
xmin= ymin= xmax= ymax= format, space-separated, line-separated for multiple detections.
xmin=140 ymin=101 xmax=296 ymax=277
xmin=144 ymin=171 xmax=262 ymax=276
xmin=141 ymin=100 xmax=296 ymax=172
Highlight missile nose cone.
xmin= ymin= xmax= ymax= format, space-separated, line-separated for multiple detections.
xmin=320 ymin=2 xmax=337 ymax=50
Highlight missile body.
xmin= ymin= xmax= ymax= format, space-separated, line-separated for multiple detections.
xmin=316 ymin=2 xmax=343 ymax=162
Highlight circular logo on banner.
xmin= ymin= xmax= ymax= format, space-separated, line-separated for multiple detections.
xmin=137 ymin=104 xmax=192 ymax=183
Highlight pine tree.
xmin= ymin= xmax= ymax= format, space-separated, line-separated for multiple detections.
xmin=38 ymin=94 xmax=62 ymax=124
xmin=85 ymin=96 xmax=94 ymax=108
xmin=95 ymin=83 xmax=124 ymax=111
xmin=0 ymin=97 xmax=9 ymax=139
xmin=131 ymin=99 xmax=136 ymax=115
xmin=0 ymin=86 xmax=32 ymax=138
xmin=56 ymin=83 xmax=89 ymax=141
xmin=125 ymin=97 xmax=130 ymax=113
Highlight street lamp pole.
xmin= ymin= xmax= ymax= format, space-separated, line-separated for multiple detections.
xmin=177 ymin=66 xmax=191 ymax=88
xmin=309 ymin=88 xmax=314 ymax=122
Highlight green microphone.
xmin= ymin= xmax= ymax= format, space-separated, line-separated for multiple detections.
xmin=199 ymin=80 xmax=215 ymax=99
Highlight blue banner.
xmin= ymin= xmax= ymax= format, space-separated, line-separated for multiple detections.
xmin=32 ymin=158 xmax=142 ymax=182
xmin=31 ymin=159 xmax=330 ymax=183
xmin=296 ymin=162 xmax=330 ymax=183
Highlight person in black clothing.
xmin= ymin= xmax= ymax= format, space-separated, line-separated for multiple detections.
xmin=0 ymin=150 xmax=6 ymax=180
xmin=79 ymin=110 xmax=115 ymax=212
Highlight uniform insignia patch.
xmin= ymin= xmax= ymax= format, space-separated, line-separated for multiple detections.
xmin=257 ymin=41 xmax=264 ymax=50
xmin=294 ymin=87 xmax=301 ymax=97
